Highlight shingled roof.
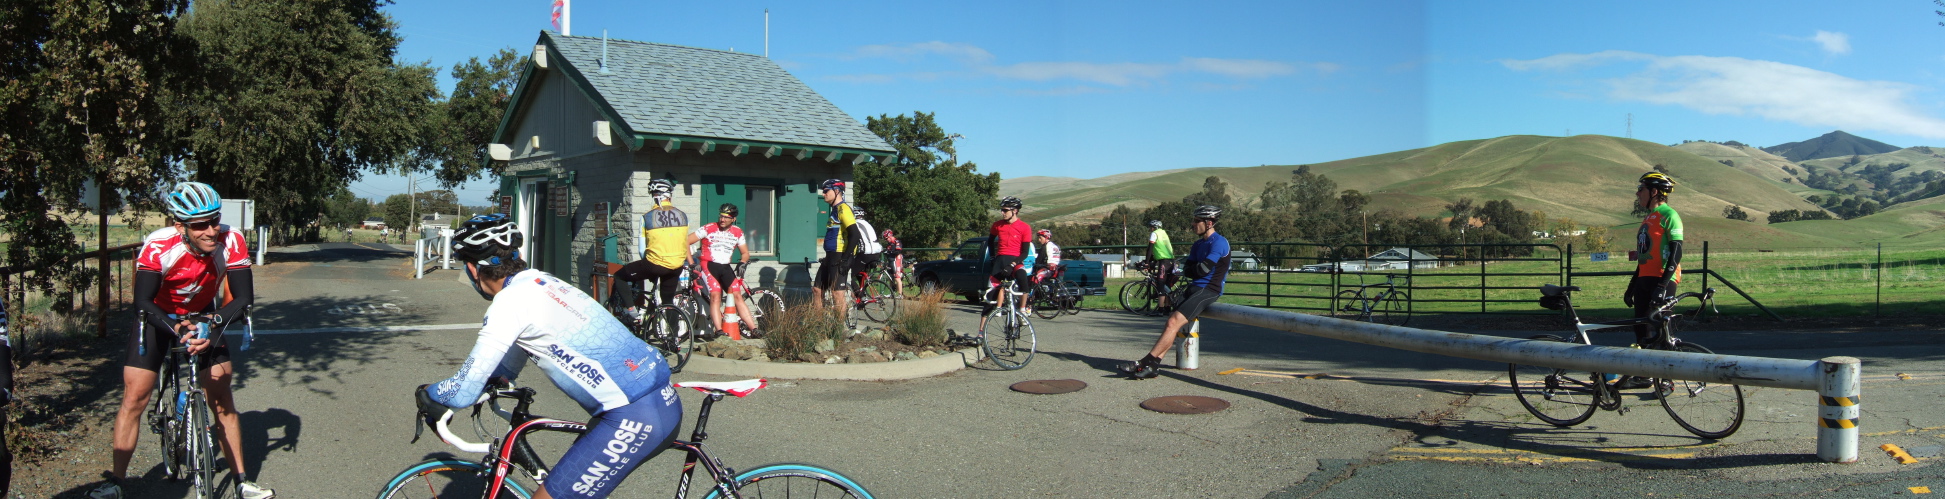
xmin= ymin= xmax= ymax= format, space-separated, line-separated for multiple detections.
xmin=530 ymin=32 xmax=894 ymax=155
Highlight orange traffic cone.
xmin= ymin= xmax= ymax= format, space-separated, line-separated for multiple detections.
xmin=721 ymin=297 xmax=744 ymax=340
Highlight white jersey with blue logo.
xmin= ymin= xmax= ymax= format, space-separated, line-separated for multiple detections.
xmin=429 ymin=269 xmax=675 ymax=415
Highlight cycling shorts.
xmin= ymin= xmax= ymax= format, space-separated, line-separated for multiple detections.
xmin=815 ymin=253 xmax=850 ymax=291
xmin=1171 ymin=285 xmax=1221 ymax=322
xmin=615 ymin=260 xmax=682 ymax=307
xmin=126 ymin=315 xmax=231 ymax=372
xmin=705 ymin=262 xmax=736 ymax=295
xmin=546 ymin=396 xmax=684 ymax=499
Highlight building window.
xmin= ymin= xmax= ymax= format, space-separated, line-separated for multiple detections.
xmin=746 ymin=186 xmax=776 ymax=254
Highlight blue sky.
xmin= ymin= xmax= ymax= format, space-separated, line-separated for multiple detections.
xmin=356 ymin=0 xmax=1945 ymax=205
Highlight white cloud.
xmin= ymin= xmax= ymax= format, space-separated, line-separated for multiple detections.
xmin=1811 ymin=30 xmax=1850 ymax=56
xmin=1505 ymin=51 xmax=1945 ymax=139
xmin=841 ymin=41 xmax=1314 ymax=89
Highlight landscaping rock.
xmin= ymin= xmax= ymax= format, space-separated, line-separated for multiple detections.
xmin=749 ymin=352 xmax=770 ymax=363
xmin=848 ymin=351 xmax=889 ymax=363
xmin=814 ymin=339 xmax=836 ymax=353
xmin=862 ymin=328 xmax=885 ymax=340
xmin=798 ymin=352 xmax=820 ymax=363
xmin=823 ymin=355 xmax=841 ymax=364
xmin=917 ymin=351 xmax=940 ymax=359
xmin=895 ymin=352 xmax=920 ymax=361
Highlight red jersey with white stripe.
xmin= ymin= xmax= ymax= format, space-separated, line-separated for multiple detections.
xmin=135 ymin=226 xmax=251 ymax=316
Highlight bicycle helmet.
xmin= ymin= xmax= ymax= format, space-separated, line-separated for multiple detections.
xmin=852 ymin=206 xmax=866 ymax=217
xmin=819 ymin=179 xmax=846 ymax=192
xmin=1148 ymin=220 xmax=1163 ymax=229
xmin=881 ymin=229 xmax=895 ymax=240
xmin=164 ymin=182 xmax=223 ymax=220
xmin=451 ymin=214 xmax=523 ymax=267
xmin=998 ymin=196 xmax=1023 ymax=210
xmin=1192 ymin=205 xmax=1223 ymax=220
xmin=647 ymin=178 xmax=676 ymax=198
xmin=718 ymin=203 xmax=738 ymax=218
xmin=1036 ymin=229 xmax=1052 ymax=238
xmin=1638 ymin=172 xmax=1675 ymax=192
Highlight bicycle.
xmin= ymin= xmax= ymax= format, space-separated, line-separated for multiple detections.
xmin=146 ymin=312 xmax=224 ymax=499
xmin=602 ymin=268 xmax=697 ymax=373
xmin=730 ymin=259 xmax=786 ymax=338
xmin=848 ymin=260 xmax=899 ymax=322
xmin=1026 ymin=265 xmax=1078 ymax=319
xmin=379 ymin=378 xmax=874 ymax=499
xmin=1332 ymin=273 xmax=1411 ymax=326
xmin=974 ymin=277 xmax=1037 ymax=370
xmin=1118 ymin=260 xmax=1174 ymax=316
xmin=1507 ymin=284 xmax=1745 ymax=439
xmin=682 ymin=259 xmax=786 ymax=339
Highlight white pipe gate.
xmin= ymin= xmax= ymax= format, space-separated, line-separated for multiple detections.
xmin=1198 ymin=302 xmax=1861 ymax=463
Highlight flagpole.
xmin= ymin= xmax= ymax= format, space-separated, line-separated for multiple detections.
xmin=562 ymin=0 xmax=571 ymax=36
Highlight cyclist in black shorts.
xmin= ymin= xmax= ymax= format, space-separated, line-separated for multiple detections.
xmin=1119 ymin=205 xmax=1231 ymax=380
xmin=977 ymin=196 xmax=1033 ymax=333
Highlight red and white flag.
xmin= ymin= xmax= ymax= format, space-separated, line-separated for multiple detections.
xmin=550 ymin=0 xmax=566 ymax=31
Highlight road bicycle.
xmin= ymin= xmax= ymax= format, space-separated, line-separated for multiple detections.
xmin=1118 ymin=260 xmax=1175 ymax=316
xmin=378 ymin=378 xmax=874 ymax=499
xmin=1332 ymin=273 xmax=1411 ymax=326
xmin=847 ymin=260 xmax=899 ymax=322
xmin=974 ymin=277 xmax=1037 ymax=370
xmin=146 ymin=312 xmax=225 ymax=499
xmin=678 ymin=259 xmax=785 ymax=340
xmin=730 ymin=259 xmax=786 ymax=338
xmin=1507 ymin=284 xmax=1745 ymax=439
xmin=602 ymin=270 xmax=697 ymax=373
xmin=1026 ymin=265 xmax=1081 ymax=319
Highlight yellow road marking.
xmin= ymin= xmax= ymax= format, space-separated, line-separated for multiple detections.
xmin=1228 ymin=368 xmax=1490 ymax=384
xmin=1911 ymin=486 xmax=1931 ymax=494
xmin=1862 ymin=425 xmax=1945 ymax=437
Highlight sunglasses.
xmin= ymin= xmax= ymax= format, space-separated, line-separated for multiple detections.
xmin=183 ymin=218 xmax=222 ymax=231
xmin=1001 ymin=208 xmax=1018 ymax=213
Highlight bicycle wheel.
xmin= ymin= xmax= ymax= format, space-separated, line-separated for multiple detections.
xmin=979 ymin=308 xmax=1036 ymax=370
xmin=1032 ymin=284 xmax=1062 ymax=320
xmin=704 ymin=463 xmax=874 ymax=499
xmin=1657 ymin=342 xmax=1746 ymax=439
xmin=860 ymin=279 xmax=897 ymax=322
xmin=1373 ymin=290 xmax=1410 ymax=326
xmin=189 ymin=392 xmax=217 ymax=499
xmin=1332 ymin=289 xmax=1366 ymax=321
xmin=746 ymin=289 xmax=784 ymax=334
xmin=377 ymin=459 xmax=533 ymax=499
xmin=1062 ymin=281 xmax=1084 ymax=315
xmin=1507 ymin=335 xmax=1600 ymax=427
xmin=152 ymin=383 xmax=184 ymax=481
xmin=672 ymin=294 xmax=716 ymax=340
xmin=651 ymin=305 xmax=695 ymax=374
xmin=1119 ymin=280 xmax=1155 ymax=315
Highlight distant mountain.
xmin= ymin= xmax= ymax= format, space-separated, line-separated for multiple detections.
xmin=1761 ymin=131 xmax=1900 ymax=162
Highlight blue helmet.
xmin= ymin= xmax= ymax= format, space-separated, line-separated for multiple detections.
xmin=164 ymin=182 xmax=222 ymax=220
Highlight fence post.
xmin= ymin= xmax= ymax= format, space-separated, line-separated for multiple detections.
xmin=1817 ymin=356 xmax=1861 ymax=463
xmin=1875 ymin=243 xmax=1881 ymax=318
xmin=414 ymin=239 xmax=425 ymax=279
xmin=1702 ymin=241 xmax=1710 ymax=321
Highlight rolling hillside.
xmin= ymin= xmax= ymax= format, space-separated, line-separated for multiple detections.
xmin=1762 ymin=130 xmax=1900 ymax=162
xmin=1671 ymin=141 xmax=1809 ymax=190
xmin=1798 ymin=146 xmax=1945 ymax=187
xmin=1016 ymin=135 xmax=1825 ymax=229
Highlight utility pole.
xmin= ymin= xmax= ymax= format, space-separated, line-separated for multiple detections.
xmin=1362 ymin=210 xmax=1368 ymax=246
xmin=1626 ymin=113 xmax=1633 ymax=138
xmin=408 ymin=171 xmax=416 ymax=237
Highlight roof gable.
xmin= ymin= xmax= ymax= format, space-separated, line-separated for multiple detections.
xmin=535 ymin=32 xmax=893 ymax=153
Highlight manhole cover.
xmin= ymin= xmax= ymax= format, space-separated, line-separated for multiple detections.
xmin=1140 ymin=395 xmax=1230 ymax=414
xmin=1010 ymin=379 xmax=1087 ymax=394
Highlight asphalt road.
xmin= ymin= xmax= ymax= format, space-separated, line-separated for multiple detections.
xmin=115 ymin=242 xmax=1945 ymax=497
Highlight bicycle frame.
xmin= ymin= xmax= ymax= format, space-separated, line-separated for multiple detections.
xmin=145 ymin=312 xmax=221 ymax=495
xmin=450 ymin=384 xmax=751 ymax=499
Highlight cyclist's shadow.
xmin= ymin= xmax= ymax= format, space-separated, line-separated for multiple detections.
xmin=240 ymin=408 xmax=301 ymax=479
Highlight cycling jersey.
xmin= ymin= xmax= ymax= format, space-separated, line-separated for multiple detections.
xmin=427 ymin=269 xmax=677 ymax=415
xmin=1635 ymin=204 xmax=1683 ymax=282
xmin=1040 ymin=241 xmax=1062 ymax=269
xmin=990 ymin=219 xmax=1032 ymax=257
xmin=641 ymin=202 xmax=690 ymax=269
xmin=135 ymin=226 xmax=251 ymax=316
xmin=823 ymin=202 xmax=856 ymax=254
xmin=1149 ymin=228 xmax=1174 ymax=260
xmin=1185 ymin=232 xmax=1232 ymax=293
xmin=698 ymin=224 xmax=744 ymax=264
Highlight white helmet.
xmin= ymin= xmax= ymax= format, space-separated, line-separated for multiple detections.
xmin=164 ymin=182 xmax=222 ymax=220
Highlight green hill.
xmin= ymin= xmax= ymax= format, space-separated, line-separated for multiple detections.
xmin=1761 ymin=130 xmax=1900 ymax=162
xmin=1767 ymin=194 xmax=1945 ymax=248
xmin=1016 ymin=135 xmax=1827 ymax=230
xmin=1798 ymin=146 xmax=1945 ymax=187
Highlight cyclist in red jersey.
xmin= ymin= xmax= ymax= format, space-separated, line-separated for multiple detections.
xmin=686 ymin=203 xmax=759 ymax=335
xmin=93 ymin=182 xmax=273 ymax=499
xmin=978 ymin=196 xmax=1033 ymax=333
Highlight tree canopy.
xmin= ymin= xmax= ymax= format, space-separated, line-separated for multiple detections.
xmin=855 ymin=111 xmax=1000 ymax=247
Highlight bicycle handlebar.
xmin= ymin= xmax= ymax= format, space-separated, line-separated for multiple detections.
xmin=423 ymin=378 xmax=525 ymax=455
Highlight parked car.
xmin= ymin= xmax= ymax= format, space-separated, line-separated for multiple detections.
xmin=912 ymin=237 xmax=1105 ymax=302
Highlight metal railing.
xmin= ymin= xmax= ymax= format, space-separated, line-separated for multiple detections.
xmin=1200 ymin=302 xmax=1861 ymax=463
xmin=0 ymin=242 xmax=143 ymax=339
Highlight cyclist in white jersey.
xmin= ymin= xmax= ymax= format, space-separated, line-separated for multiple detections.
xmin=415 ymin=214 xmax=681 ymax=499
xmin=686 ymin=203 xmax=758 ymax=335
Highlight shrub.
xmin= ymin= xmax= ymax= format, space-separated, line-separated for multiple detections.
xmin=888 ymin=290 xmax=949 ymax=348
xmin=763 ymin=301 xmax=845 ymax=360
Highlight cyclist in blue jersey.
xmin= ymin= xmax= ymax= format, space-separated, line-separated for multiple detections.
xmin=414 ymin=214 xmax=682 ymax=499
xmin=1119 ymin=205 xmax=1231 ymax=379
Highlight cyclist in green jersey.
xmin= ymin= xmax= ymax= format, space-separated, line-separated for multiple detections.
xmin=1147 ymin=220 xmax=1177 ymax=307
xmin=1617 ymin=171 xmax=1683 ymax=390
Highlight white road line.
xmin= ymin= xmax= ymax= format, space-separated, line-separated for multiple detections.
xmin=230 ymin=323 xmax=481 ymax=335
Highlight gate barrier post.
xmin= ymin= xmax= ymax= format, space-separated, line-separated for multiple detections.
xmin=1174 ymin=320 xmax=1200 ymax=370
xmin=1817 ymin=356 xmax=1861 ymax=463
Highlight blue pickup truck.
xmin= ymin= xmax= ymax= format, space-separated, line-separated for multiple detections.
xmin=912 ymin=237 xmax=1105 ymax=302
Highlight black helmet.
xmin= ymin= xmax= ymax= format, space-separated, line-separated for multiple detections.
xmin=852 ymin=206 xmax=866 ymax=217
xmin=451 ymin=214 xmax=523 ymax=266
xmin=999 ymin=196 xmax=1023 ymax=210
xmin=1638 ymin=172 xmax=1675 ymax=192
xmin=820 ymin=179 xmax=846 ymax=192
xmin=718 ymin=203 xmax=739 ymax=218
xmin=1148 ymin=220 xmax=1163 ymax=229
xmin=1192 ymin=205 xmax=1222 ymax=220
xmin=648 ymin=178 xmax=676 ymax=198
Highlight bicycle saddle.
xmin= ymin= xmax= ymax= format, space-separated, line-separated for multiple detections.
xmin=674 ymin=379 xmax=769 ymax=398
xmin=1539 ymin=284 xmax=1580 ymax=296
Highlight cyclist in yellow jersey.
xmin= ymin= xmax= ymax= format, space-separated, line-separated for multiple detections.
xmin=612 ymin=179 xmax=692 ymax=312
xmin=1147 ymin=220 xmax=1177 ymax=307
xmin=812 ymin=179 xmax=862 ymax=323
xmin=1616 ymin=171 xmax=1683 ymax=390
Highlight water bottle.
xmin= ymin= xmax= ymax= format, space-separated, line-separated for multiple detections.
xmin=679 ymin=268 xmax=691 ymax=290
xmin=238 ymin=316 xmax=253 ymax=352
xmin=175 ymin=390 xmax=188 ymax=417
